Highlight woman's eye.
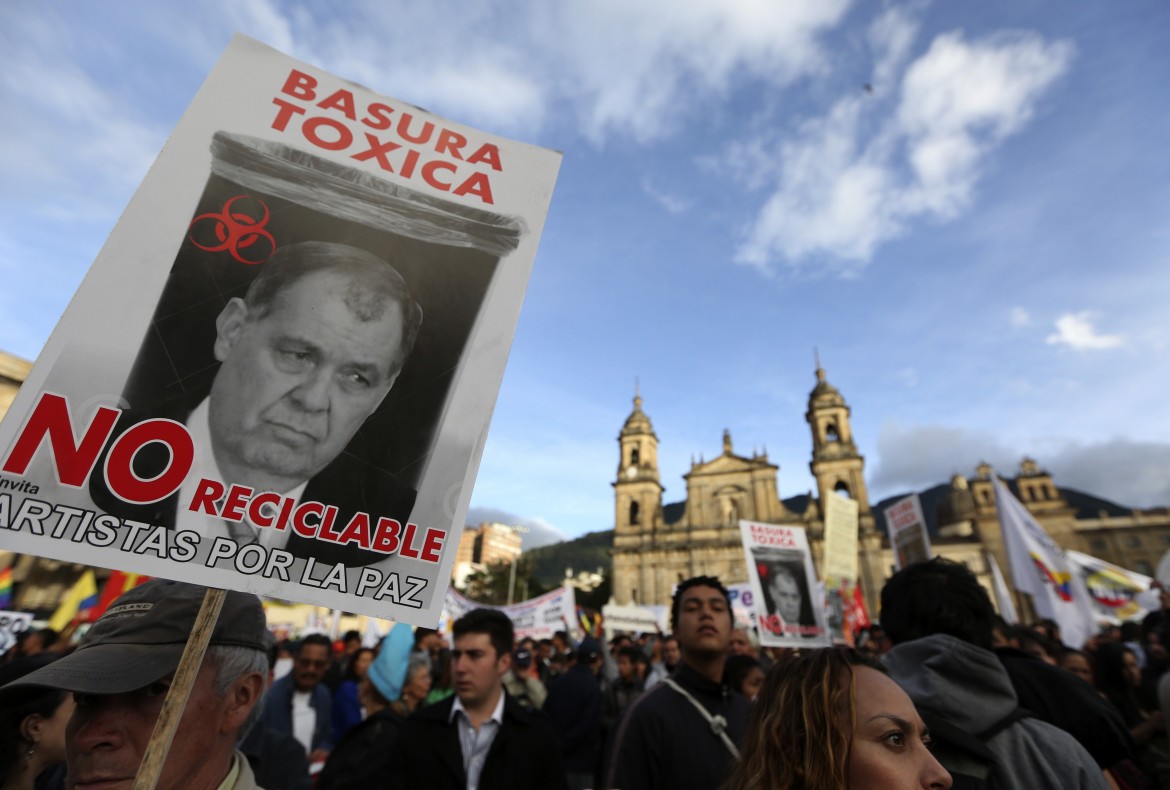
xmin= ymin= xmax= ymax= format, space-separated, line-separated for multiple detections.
xmin=883 ymin=730 xmax=907 ymax=747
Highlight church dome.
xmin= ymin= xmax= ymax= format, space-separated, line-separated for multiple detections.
xmin=937 ymin=473 xmax=977 ymax=528
xmin=620 ymin=394 xmax=655 ymax=436
xmin=809 ymin=367 xmax=845 ymax=407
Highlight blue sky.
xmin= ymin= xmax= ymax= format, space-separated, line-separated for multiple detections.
xmin=2 ymin=1 xmax=1168 ymax=549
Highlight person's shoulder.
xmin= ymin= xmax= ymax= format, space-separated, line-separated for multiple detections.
xmin=409 ymin=696 xmax=456 ymax=725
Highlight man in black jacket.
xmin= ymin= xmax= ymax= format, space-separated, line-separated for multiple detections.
xmin=604 ymin=576 xmax=750 ymax=790
xmin=544 ymin=638 xmax=605 ymax=790
xmin=388 ymin=608 xmax=568 ymax=790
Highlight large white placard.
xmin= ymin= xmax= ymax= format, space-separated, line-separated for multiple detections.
xmin=739 ymin=520 xmax=830 ymax=648
xmin=0 ymin=35 xmax=561 ymax=626
xmin=884 ymin=494 xmax=932 ymax=570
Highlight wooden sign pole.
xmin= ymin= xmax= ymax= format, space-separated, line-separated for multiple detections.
xmin=133 ymin=587 xmax=227 ymax=790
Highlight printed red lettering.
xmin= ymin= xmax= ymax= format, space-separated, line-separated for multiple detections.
xmin=351 ymin=133 xmax=401 ymax=172
xmin=361 ymin=102 xmax=394 ymax=130
xmin=270 ymin=98 xmax=307 ymax=132
xmin=318 ymin=505 xmax=342 ymax=541
xmin=281 ymin=69 xmax=317 ymax=101
xmin=453 ymin=172 xmax=493 ymax=204
xmin=400 ymin=522 xmax=422 ymax=559
xmin=302 ymin=117 xmax=353 ymax=151
xmin=337 ymin=513 xmax=372 ymax=549
xmin=293 ymin=502 xmax=324 ymax=538
xmin=104 ymin=420 xmax=194 ymax=505
xmin=247 ymin=492 xmax=282 ymax=528
xmin=421 ymin=528 xmax=445 ymax=563
xmin=435 ymin=129 xmax=467 ymax=159
xmin=188 ymin=478 xmax=225 ymax=516
xmin=1 ymin=393 xmax=119 ymax=487
xmin=220 ymin=484 xmax=254 ymax=522
xmin=467 ymin=143 xmax=502 ymax=171
xmin=317 ymin=88 xmax=357 ymax=120
xmin=372 ymin=518 xmax=402 ymax=553
xmin=422 ymin=160 xmax=456 ymax=192
xmin=396 ymin=113 xmax=434 ymax=144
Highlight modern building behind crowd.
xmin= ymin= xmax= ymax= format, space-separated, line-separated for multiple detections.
xmin=451 ymin=521 xmax=524 ymax=590
xmin=611 ymin=364 xmax=1170 ymax=617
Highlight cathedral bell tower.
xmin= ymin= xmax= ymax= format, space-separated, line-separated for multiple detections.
xmin=806 ymin=363 xmax=871 ymax=513
xmin=614 ymin=391 xmax=664 ymax=535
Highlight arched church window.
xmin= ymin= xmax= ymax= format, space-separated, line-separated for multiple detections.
xmin=630 ymin=446 xmax=640 ymax=465
xmin=629 ymin=500 xmax=641 ymax=525
xmin=825 ymin=422 xmax=840 ymax=442
xmin=833 ymin=481 xmax=852 ymax=499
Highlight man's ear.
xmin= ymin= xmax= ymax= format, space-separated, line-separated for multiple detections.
xmin=496 ymin=650 xmax=512 ymax=677
xmin=221 ymin=672 xmax=265 ymax=734
xmin=213 ymin=298 xmax=250 ymax=363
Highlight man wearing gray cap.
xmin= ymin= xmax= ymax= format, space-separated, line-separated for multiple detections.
xmin=0 ymin=578 xmax=270 ymax=790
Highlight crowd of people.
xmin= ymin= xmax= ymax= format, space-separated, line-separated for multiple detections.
xmin=3 ymin=560 xmax=1170 ymax=789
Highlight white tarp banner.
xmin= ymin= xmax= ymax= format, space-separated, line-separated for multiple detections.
xmin=1066 ymin=550 xmax=1158 ymax=624
xmin=884 ymin=494 xmax=933 ymax=570
xmin=0 ymin=35 xmax=561 ymax=626
xmin=739 ymin=520 xmax=830 ymax=648
xmin=444 ymin=586 xmax=577 ymax=642
xmin=986 ymin=551 xmax=1019 ymax=625
xmin=994 ymin=477 xmax=1096 ymax=648
xmin=602 ymin=601 xmax=669 ymax=637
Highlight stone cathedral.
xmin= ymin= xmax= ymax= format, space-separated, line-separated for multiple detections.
xmin=611 ymin=365 xmax=888 ymax=611
xmin=610 ymin=364 xmax=1170 ymax=618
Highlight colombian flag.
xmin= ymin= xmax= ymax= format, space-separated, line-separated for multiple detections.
xmin=48 ymin=570 xmax=99 ymax=631
xmin=85 ymin=571 xmax=151 ymax=622
xmin=0 ymin=567 xmax=12 ymax=609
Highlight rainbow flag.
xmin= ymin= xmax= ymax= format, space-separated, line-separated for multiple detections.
xmin=0 ymin=567 xmax=12 ymax=609
xmin=49 ymin=570 xmax=98 ymax=631
xmin=86 ymin=571 xmax=151 ymax=622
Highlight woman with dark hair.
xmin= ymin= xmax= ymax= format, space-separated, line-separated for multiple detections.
xmin=1095 ymin=642 xmax=1167 ymax=764
xmin=723 ymin=647 xmax=950 ymax=790
xmin=0 ymin=657 xmax=74 ymax=790
xmin=331 ymin=646 xmax=375 ymax=742
xmin=723 ymin=654 xmax=765 ymax=702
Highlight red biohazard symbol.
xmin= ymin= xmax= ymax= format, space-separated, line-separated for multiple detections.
xmin=188 ymin=196 xmax=276 ymax=264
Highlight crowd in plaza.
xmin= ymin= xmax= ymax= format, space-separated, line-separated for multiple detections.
xmin=3 ymin=559 xmax=1170 ymax=789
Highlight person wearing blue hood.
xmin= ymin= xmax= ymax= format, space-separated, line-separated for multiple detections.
xmin=317 ymin=623 xmax=416 ymax=789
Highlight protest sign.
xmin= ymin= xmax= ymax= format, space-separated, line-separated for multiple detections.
xmin=727 ymin=581 xmax=757 ymax=630
xmin=884 ymin=494 xmax=932 ymax=570
xmin=739 ymin=520 xmax=830 ymax=647
xmin=601 ymin=600 xmax=669 ymax=637
xmin=821 ymin=493 xmax=865 ymax=643
xmin=0 ymin=35 xmax=561 ymax=626
xmin=444 ymin=586 xmax=577 ymax=642
xmin=0 ymin=610 xmax=34 ymax=655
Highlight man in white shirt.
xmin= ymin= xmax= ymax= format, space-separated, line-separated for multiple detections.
xmin=391 ymin=609 xmax=569 ymax=790
xmin=260 ymin=633 xmax=335 ymax=765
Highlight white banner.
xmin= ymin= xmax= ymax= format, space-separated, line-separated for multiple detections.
xmin=444 ymin=585 xmax=577 ymax=642
xmin=884 ymin=494 xmax=933 ymax=570
xmin=823 ymin=493 xmax=859 ymax=585
xmin=994 ymin=477 xmax=1095 ymax=648
xmin=1066 ymin=550 xmax=1158 ymax=624
xmin=0 ymin=35 xmax=561 ymax=626
xmin=986 ymin=552 xmax=1018 ymax=625
xmin=601 ymin=601 xmax=669 ymax=637
xmin=739 ymin=520 xmax=830 ymax=647
xmin=0 ymin=610 xmax=34 ymax=655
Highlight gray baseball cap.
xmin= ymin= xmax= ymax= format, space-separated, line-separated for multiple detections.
xmin=0 ymin=578 xmax=267 ymax=696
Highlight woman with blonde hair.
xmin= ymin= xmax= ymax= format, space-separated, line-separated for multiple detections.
xmin=723 ymin=646 xmax=950 ymax=790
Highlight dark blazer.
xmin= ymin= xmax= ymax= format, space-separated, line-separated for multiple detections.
xmin=87 ymin=399 xmax=417 ymax=567
xmin=387 ymin=693 xmax=570 ymax=790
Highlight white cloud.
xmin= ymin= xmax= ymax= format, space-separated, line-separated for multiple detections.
xmin=465 ymin=507 xmax=568 ymax=550
xmin=1046 ymin=311 xmax=1124 ymax=350
xmin=641 ymin=178 xmax=691 ymax=214
xmin=871 ymin=422 xmax=1017 ymax=494
xmin=1010 ymin=306 xmax=1031 ymax=327
xmin=736 ymin=29 xmax=1074 ymax=274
